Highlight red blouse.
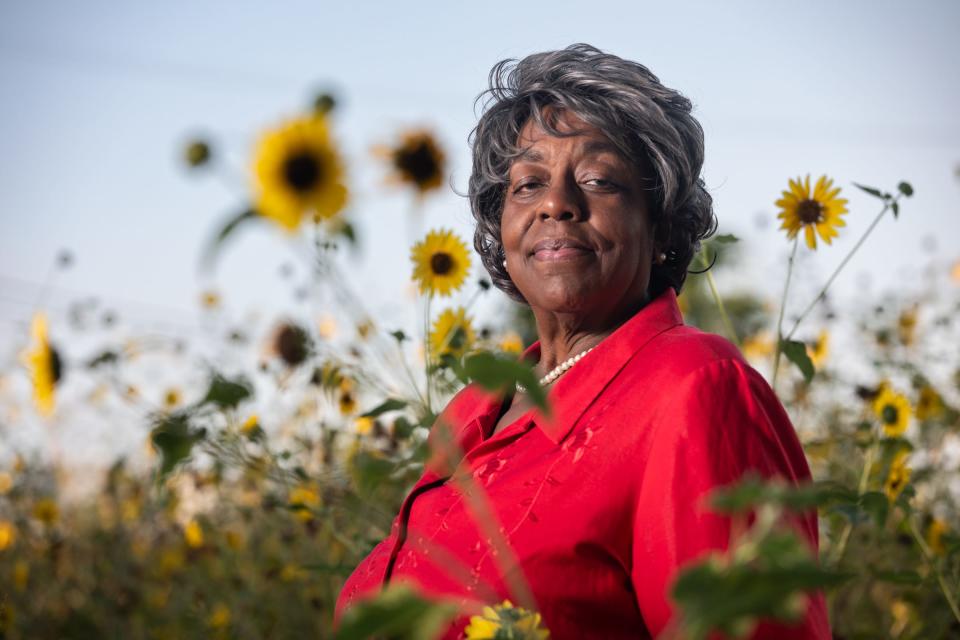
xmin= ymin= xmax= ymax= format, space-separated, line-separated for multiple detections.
xmin=334 ymin=288 xmax=830 ymax=639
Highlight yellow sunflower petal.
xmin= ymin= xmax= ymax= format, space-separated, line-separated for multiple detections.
xmin=410 ymin=229 xmax=471 ymax=297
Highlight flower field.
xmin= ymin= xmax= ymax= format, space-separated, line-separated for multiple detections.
xmin=2 ymin=100 xmax=959 ymax=639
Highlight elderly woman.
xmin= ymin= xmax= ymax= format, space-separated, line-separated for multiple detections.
xmin=336 ymin=44 xmax=829 ymax=639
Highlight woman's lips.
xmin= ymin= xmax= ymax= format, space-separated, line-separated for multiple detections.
xmin=533 ymin=246 xmax=592 ymax=261
xmin=531 ymin=238 xmax=593 ymax=262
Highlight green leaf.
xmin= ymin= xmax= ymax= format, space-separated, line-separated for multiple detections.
xmin=389 ymin=330 xmax=408 ymax=343
xmin=86 ymin=350 xmax=119 ymax=368
xmin=713 ymin=234 xmax=740 ymax=244
xmin=461 ymin=351 xmax=549 ymax=415
xmin=351 ymin=450 xmax=396 ymax=494
xmin=708 ymin=473 xmax=771 ymax=513
xmin=891 ymin=200 xmax=899 ymax=218
xmin=829 ymin=502 xmax=869 ymax=526
xmin=852 ymin=182 xmax=887 ymax=200
xmin=198 ymin=372 xmax=253 ymax=409
xmin=336 ymin=221 xmax=357 ymax=244
xmin=361 ymin=398 xmax=408 ymax=418
xmin=708 ymin=475 xmax=856 ymax=514
xmin=869 ymin=568 xmax=923 ymax=585
xmin=392 ymin=416 xmax=415 ymax=439
xmin=198 ymin=208 xmax=258 ymax=274
xmin=780 ymin=339 xmax=815 ymax=383
xmin=149 ymin=412 xmax=205 ymax=480
xmin=897 ymin=181 xmax=914 ymax=197
xmin=334 ymin=583 xmax=457 ymax=640
xmin=672 ymin=543 xmax=851 ymax=640
xmin=858 ymin=491 xmax=889 ymax=527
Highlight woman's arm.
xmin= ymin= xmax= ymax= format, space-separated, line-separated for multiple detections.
xmin=631 ymin=357 xmax=831 ymax=639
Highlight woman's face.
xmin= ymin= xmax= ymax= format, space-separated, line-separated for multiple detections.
xmin=501 ymin=110 xmax=656 ymax=320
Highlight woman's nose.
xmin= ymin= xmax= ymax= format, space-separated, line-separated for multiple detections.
xmin=539 ymin=176 xmax=583 ymax=222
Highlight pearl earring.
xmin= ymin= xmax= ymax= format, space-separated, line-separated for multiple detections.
xmin=502 ymin=259 xmax=507 ymax=269
xmin=655 ymin=252 xmax=667 ymax=264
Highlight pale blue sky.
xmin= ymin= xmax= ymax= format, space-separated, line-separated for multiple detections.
xmin=1 ymin=0 xmax=958 ymax=387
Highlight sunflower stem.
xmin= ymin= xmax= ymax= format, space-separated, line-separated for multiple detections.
xmin=784 ymin=198 xmax=896 ymax=342
xmin=698 ymin=250 xmax=739 ymax=347
xmin=828 ymin=439 xmax=876 ymax=567
xmin=424 ymin=293 xmax=433 ymax=416
xmin=908 ymin=515 xmax=960 ymax=623
xmin=771 ymin=237 xmax=799 ymax=392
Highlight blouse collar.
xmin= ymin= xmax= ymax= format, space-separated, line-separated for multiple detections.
xmin=522 ymin=286 xmax=684 ymax=445
xmin=423 ymin=287 xmax=684 ymax=477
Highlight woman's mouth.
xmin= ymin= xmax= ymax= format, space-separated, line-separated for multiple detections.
xmin=532 ymin=238 xmax=593 ymax=262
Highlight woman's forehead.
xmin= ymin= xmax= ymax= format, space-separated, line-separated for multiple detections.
xmin=513 ymin=113 xmax=626 ymax=166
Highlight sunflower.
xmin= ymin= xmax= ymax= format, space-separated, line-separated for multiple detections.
xmin=806 ymin=330 xmax=829 ymax=369
xmin=376 ymin=129 xmax=446 ymax=196
xmin=163 ymin=388 xmax=182 ymax=410
xmin=184 ymin=519 xmax=204 ymax=548
xmin=20 ymin=312 xmax=62 ymax=417
xmin=775 ymin=174 xmax=848 ymax=250
xmin=897 ymin=305 xmax=918 ymax=346
xmin=410 ymin=229 xmax=471 ymax=297
xmin=499 ymin=332 xmax=524 ymax=355
xmin=354 ymin=416 xmax=375 ymax=436
xmin=288 ymin=485 xmax=321 ymax=522
xmin=0 ymin=520 xmax=15 ymax=551
xmin=337 ymin=378 xmax=358 ymax=415
xmin=916 ymin=385 xmax=945 ymax=421
xmin=465 ymin=600 xmax=550 ymax=640
xmin=207 ymin=603 xmax=231 ymax=629
xmin=741 ymin=331 xmax=775 ymax=361
xmin=873 ymin=385 xmax=911 ymax=437
xmin=884 ymin=450 xmax=911 ymax=502
xmin=199 ymin=290 xmax=221 ymax=309
xmin=32 ymin=498 xmax=59 ymax=526
xmin=926 ymin=518 xmax=948 ymax=556
xmin=271 ymin=322 xmax=312 ymax=367
xmin=252 ymin=114 xmax=348 ymax=232
xmin=430 ymin=307 xmax=476 ymax=360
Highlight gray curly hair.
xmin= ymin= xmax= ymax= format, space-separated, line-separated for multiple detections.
xmin=468 ymin=43 xmax=716 ymax=303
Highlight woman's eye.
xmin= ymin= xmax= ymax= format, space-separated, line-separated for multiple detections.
xmin=512 ymin=180 xmax=541 ymax=193
xmin=585 ymin=178 xmax=617 ymax=188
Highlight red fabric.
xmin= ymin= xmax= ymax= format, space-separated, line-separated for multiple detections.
xmin=334 ymin=288 xmax=830 ymax=639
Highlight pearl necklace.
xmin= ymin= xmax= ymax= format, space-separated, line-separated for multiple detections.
xmin=516 ymin=347 xmax=594 ymax=394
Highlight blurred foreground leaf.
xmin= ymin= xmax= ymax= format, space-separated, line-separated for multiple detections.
xmin=334 ymin=583 xmax=457 ymax=640
xmin=459 ymin=351 xmax=548 ymax=416
xmin=351 ymin=450 xmax=396 ymax=495
xmin=149 ymin=412 xmax=206 ymax=480
xmin=198 ymin=371 xmax=253 ymax=409
xmin=709 ymin=473 xmax=857 ymax=514
xmin=673 ymin=531 xmax=851 ymax=639
xmin=362 ymin=398 xmax=408 ymax=418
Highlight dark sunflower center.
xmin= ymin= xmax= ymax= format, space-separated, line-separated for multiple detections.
xmin=396 ymin=141 xmax=439 ymax=186
xmin=448 ymin=327 xmax=467 ymax=350
xmin=283 ymin=150 xmax=323 ymax=193
xmin=882 ymin=405 xmax=899 ymax=425
xmin=430 ymin=252 xmax=453 ymax=275
xmin=797 ymin=199 xmax=823 ymax=224
xmin=50 ymin=346 xmax=63 ymax=384
xmin=276 ymin=325 xmax=309 ymax=366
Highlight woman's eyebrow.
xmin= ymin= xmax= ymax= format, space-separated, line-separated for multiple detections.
xmin=516 ymin=147 xmax=545 ymax=163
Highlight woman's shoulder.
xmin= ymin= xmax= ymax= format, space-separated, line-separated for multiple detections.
xmin=629 ymin=323 xmax=751 ymax=382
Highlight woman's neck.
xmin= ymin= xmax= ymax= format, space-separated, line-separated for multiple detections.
xmin=531 ymin=291 xmax=651 ymax=375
